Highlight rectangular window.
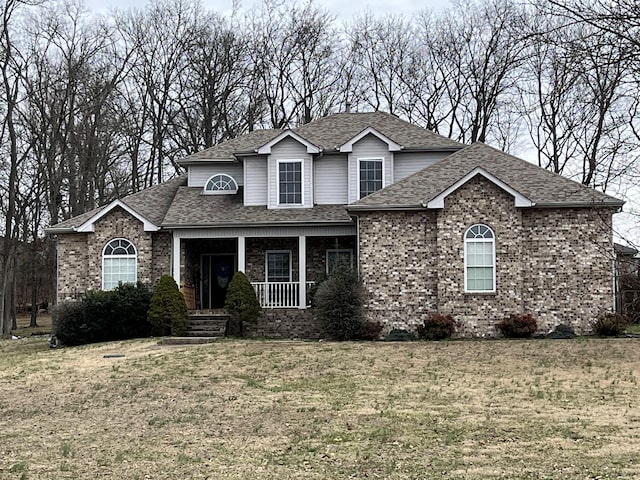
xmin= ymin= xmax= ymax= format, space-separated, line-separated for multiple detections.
xmin=103 ymin=258 xmax=137 ymax=290
xmin=359 ymin=159 xmax=383 ymax=198
xmin=326 ymin=249 xmax=353 ymax=274
xmin=278 ymin=161 xmax=302 ymax=205
xmin=266 ymin=251 xmax=291 ymax=283
xmin=465 ymin=241 xmax=494 ymax=291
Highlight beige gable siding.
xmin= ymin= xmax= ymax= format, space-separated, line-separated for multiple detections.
xmin=393 ymin=151 xmax=450 ymax=181
xmin=348 ymin=134 xmax=392 ymax=204
xmin=314 ymin=155 xmax=348 ymax=204
xmin=188 ymin=164 xmax=243 ymax=187
xmin=268 ymin=136 xmax=312 ymax=209
xmin=244 ymin=156 xmax=268 ymax=206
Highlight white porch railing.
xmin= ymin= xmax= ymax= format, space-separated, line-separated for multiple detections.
xmin=251 ymin=281 xmax=315 ymax=308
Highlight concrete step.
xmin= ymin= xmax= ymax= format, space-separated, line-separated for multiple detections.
xmin=187 ymin=314 xmax=229 ymax=337
xmin=163 ymin=337 xmax=219 ymax=345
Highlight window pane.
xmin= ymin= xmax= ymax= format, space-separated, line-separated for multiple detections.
xmin=359 ymin=160 xmax=383 ymax=198
xmin=267 ymin=252 xmax=291 ymax=282
xmin=279 ymin=162 xmax=302 ymax=204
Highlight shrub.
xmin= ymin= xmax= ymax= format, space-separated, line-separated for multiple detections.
xmin=148 ymin=275 xmax=189 ymax=336
xmin=360 ymin=321 xmax=383 ymax=341
xmin=224 ymin=272 xmax=262 ymax=331
xmin=313 ymin=265 xmax=364 ymax=340
xmin=496 ymin=313 xmax=538 ymax=338
xmin=546 ymin=323 xmax=577 ymax=339
xmin=384 ymin=328 xmax=416 ymax=341
xmin=417 ymin=313 xmax=457 ymax=340
xmin=53 ymin=300 xmax=90 ymax=346
xmin=592 ymin=312 xmax=629 ymax=336
xmin=53 ymin=282 xmax=152 ymax=346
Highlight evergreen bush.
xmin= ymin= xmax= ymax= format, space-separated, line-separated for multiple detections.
xmin=148 ymin=275 xmax=189 ymax=336
xmin=546 ymin=323 xmax=577 ymax=339
xmin=53 ymin=282 xmax=152 ymax=346
xmin=417 ymin=313 xmax=457 ymax=340
xmin=313 ymin=265 xmax=364 ymax=340
xmin=592 ymin=312 xmax=629 ymax=336
xmin=496 ymin=313 xmax=538 ymax=338
xmin=224 ymin=272 xmax=262 ymax=335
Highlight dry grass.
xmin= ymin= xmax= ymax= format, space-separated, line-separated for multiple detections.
xmin=10 ymin=314 xmax=53 ymax=337
xmin=1 ymin=337 xmax=640 ymax=479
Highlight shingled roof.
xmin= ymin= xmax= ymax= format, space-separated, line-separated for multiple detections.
xmin=349 ymin=142 xmax=623 ymax=210
xmin=179 ymin=111 xmax=461 ymax=163
xmin=48 ymin=175 xmax=187 ymax=232
xmin=162 ymin=187 xmax=353 ymax=227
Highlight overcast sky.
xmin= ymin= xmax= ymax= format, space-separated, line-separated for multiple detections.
xmin=85 ymin=0 xmax=453 ymax=19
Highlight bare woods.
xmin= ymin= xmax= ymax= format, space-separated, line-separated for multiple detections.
xmin=0 ymin=0 xmax=638 ymax=332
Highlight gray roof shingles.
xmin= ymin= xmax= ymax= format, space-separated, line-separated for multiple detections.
xmin=49 ymin=175 xmax=187 ymax=231
xmin=162 ymin=187 xmax=353 ymax=227
xmin=50 ymin=115 xmax=623 ymax=232
xmin=180 ymin=111 xmax=461 ymax=163
xmin=350 ymin=142 xmax=623 ymax=209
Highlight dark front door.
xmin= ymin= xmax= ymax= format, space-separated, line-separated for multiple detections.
xmin=201 ymin=254 xmax=235 ymax=309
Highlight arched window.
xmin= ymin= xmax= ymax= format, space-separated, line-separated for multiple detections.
xmin=204 ymin=174 xmax=238 ymax=194
xmin=102 ymin=238 xmax=137 ymax=290
xmin=464 ymin=224 xmax=495 ymax=292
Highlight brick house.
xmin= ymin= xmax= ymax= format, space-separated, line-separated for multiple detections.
xmin=47 ymin=112 xmax=623 ymax=337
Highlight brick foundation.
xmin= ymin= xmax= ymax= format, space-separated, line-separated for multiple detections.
xmin=244 ymin=308 xmax=325 ymax=339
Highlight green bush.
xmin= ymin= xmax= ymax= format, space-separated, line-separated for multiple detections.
xmin=360 ymin=320 xmax=384 ymax=340
xmin=546 ymin=323 xmax=577 ymax=339
xmin=148 ymin=275 xmax=189 ymax=336
xmin=53 ymin=300 xmax=90 ymax=346
xmin=384 ymin=328 xmax=416 ymax=341
xmin=592 ymin=312 xmax=629 ymax=336
xmin=53 ymin=282 xmax=152 ymax=346
xmin=496 ymin=313 xmax=538 ymax=338
xmin=313 ymin=265 xmax=364 ymax=340
xmin=417 ymin=313 xmax=457 ymax=340
xmin=224 ymin=272 xmax=262 ymax=331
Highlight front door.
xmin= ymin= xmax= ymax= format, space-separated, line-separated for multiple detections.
xmin=201 ymin=254 xmax=235 ymax=309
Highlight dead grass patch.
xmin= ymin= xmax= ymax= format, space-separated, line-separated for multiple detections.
xmin=1 ymin=337 xmax=639 ymax=479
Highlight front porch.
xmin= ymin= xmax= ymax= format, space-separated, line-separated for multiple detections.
xmin=171 ymin=226 xmax=356 ymax=311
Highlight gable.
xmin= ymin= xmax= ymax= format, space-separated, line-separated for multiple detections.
xmin=339 ymin=127 xmax=401 ymax=153
xmin=257 ymin=130 xmax=320 ymax=155
xmin=348 ymin=142 xmax=623 ymax=211
xmin=427 ymin=167 xmax=533 ymax=209
xmin=76 ymin=200 xmax=160 ymax=233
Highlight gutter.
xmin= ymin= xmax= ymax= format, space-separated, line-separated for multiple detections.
xmin=160 ymin=220 xmax=356 ymax=229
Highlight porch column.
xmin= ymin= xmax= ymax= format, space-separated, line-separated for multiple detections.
xmin=237 ymin=236 xmax=246 ymax=273
xmin=172 ymin=231 xmax=181 ymax=286
xmin=298 ymin=235 xmax=306 ymax=309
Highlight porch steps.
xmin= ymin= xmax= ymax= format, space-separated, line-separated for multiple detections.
xmin=187 ymin=312 xmax=229 ymax=337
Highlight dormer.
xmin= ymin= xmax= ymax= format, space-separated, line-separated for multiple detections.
xmin=342 ymin=128 xmax=399 ymax=204
xmin=261 ymin=131 xmax=320 ymax=210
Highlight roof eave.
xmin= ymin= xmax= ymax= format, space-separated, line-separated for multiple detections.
xmin=161 ymin=220 xmax=355 ymax=229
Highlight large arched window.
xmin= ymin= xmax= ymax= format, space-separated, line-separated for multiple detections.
xmin=464 ymin=224 xmax=495 ymax=292
xmin=204 ymin=174 xmax=238 ymax=194
xmin=102 ymin=238 xmax=137 ymax=290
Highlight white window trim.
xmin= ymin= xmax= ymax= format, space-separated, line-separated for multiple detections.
xmin=463 ymin=225 xmax=496 ymax=293
xmin=326 ymin=249 xmax=354 ymax=274
xmin=203 ymin=173 xmax=238 ymax=195
xmin=357 ymin=157 xmax=385 ymax=199
xmin=276 ymin=159 xmax=304 ymax=207
xmin=102 ymin=238 xmax=138 ymax=290
xmin=265 ymin=250 xmax=292 ymax=283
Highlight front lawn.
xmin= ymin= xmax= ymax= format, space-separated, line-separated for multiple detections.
xmin=0 ymin=337 xmax=639 ymax=479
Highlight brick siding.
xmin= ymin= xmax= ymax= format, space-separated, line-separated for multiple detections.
xmin=358 ymin=175 xmax=615 ymax=337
